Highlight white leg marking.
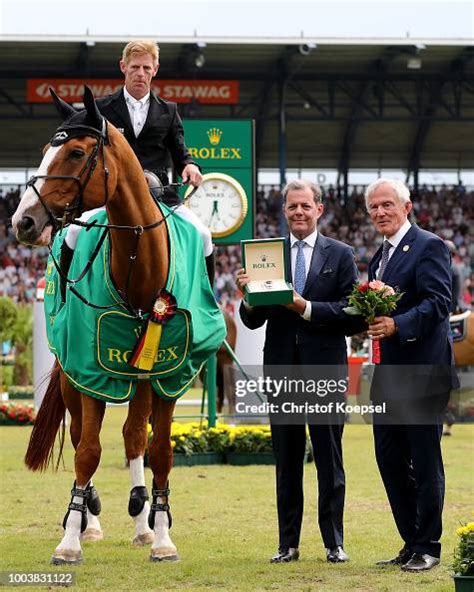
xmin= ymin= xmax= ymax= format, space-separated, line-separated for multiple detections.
xmin=53 ymin=484 xmax=85 ymax=564
xmin=129 ymin=457 xmax=154 ymax=546
xmin=150 ymin=497 xmax=178 ymax=561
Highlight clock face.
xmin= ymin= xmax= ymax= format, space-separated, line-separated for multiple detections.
xmin=184 ymin=172 xmax=248 ymax=238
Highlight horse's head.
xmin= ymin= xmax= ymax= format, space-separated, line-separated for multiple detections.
xmin=12 ymin=86 xmax=113 ymax=246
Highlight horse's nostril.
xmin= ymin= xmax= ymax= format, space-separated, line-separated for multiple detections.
xmin=19 ymin=216 xmax=35 ymax=233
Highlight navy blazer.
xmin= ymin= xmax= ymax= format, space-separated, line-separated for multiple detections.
xmin=96 ymin=89 xmax=197 ymax=180
xmin=239 ymin=233 xmax=358 ymax=366
xmin=368 ymin=224 xmax=459 ymax=400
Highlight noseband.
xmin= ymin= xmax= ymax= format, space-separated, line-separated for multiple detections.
xmin=26 ymin=121 xmax=110 ymax=231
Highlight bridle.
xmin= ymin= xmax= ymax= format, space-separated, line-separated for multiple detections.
xmin=33 ymin=118 xmax=196 ymax=319
xmin=25 ymin=121 xmax=110 ymax=232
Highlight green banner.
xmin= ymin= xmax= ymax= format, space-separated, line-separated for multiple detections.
xmin=183 ymin=119 xmax=255 ymax=244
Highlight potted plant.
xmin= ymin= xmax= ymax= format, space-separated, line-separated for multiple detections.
xmin=226 ymin=425 xmax=275 ymax=465
xmin=453 ymin=521 xmax=474 ymax=591
xmin=0 ymin=402 xmax=35 ymax=426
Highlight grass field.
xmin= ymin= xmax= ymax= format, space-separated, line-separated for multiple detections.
xmin=0 ymin=406 xmax=472 ymax=592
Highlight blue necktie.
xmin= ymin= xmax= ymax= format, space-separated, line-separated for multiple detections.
xmin=294 ymin=240 xmax=307 ymax=294
xmin=377 ymin=240 xmax=392 ymax=280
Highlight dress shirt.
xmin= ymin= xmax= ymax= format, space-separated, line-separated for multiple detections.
xmin=123 ymin=87 xmax=150 ymax=137
xmin=290 ymin=229 xmax=318 ymax=321
xmin=375 ymin=219 xmax=412 ymax=278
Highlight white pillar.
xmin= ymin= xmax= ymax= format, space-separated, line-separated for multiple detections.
xmin=33 ymin=277 xmax=55 ymax=409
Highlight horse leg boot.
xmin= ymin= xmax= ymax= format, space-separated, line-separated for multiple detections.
xmin=123 ymin=385 xmax=154 ymax=546
xmin=62 ymin=377 xmax=103 ymax=543
xmin=52 ymin=394 xmax=105 ymax=564
xmin=52 ymin=482 xmax=91 ymax=564
xmin=149 ymin=481 xmax=179 ymax=562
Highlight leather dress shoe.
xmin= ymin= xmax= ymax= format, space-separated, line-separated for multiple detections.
xmin=270 ymin=548 xmax=300 ymax=563
xmin=326 ymin=546 xmax=349 ymax=563
xmin=401 ymin=553 xmax=440 ymax=572
xmin=376 ymin=547 xmax=413 ymax=566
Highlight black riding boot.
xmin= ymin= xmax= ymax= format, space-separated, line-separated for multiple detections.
xmin=205 ymin=252 xmax=215 ymax=287
xmin=59 ymin=242 xmax=75 ymax=303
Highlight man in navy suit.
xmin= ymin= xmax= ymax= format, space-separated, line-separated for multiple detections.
xmin=365 ymin=178 xmax=459 ymax=572
xmin=236 ymin=179 xmax=358 ymax=564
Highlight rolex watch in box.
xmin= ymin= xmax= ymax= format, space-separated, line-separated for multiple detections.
xmin=241 ymin=238 xmax=294 ymax=306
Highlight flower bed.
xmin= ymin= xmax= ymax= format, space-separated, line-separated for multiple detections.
xmin=0 ymin=402 xmax=35 ymax=425
xmin=7 ymin=386 xmax=34 ymax=400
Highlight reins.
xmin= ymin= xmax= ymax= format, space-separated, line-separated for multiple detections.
xmin=39 ymin=119 xmax=193 ymax=319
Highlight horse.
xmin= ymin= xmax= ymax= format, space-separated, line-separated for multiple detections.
xmin=451 ymin=310 xmax=474 ymax=366
xmin=11 ymin=87 xmax=225 ymax=564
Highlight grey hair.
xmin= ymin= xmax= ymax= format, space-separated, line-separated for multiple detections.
xmin=282 ymin=179 xmax=322 ymax=204
xmin=364 ymin=178 xmax=411 ymax=209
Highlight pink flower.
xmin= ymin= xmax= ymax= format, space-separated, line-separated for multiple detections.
xmin=383 ymin=285 xmax=395 ymax=296
xmin=369 ymin=280 xmax=386 ymax=291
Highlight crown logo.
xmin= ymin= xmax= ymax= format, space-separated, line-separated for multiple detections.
xmin=207 ymin=128 xmax=223 ymax=146
xmin=260 ymin=254 xmax=267 ymax=262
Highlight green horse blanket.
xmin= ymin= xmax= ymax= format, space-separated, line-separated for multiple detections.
xmin=44 ymin=205 xmax=226 ymax=402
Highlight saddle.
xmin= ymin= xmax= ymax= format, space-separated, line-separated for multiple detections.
xmin=449 ymin=309 xmax=471 ymax=342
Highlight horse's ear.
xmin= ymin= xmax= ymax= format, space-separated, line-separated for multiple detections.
xmin=50 ymin=87 xmax=77 ymax=120
xmin=82 ymin=85 xmax=103 ymax=131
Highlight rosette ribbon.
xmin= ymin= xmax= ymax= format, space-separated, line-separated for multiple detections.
xmin=129 ymin=289 xmax=178 ymax=371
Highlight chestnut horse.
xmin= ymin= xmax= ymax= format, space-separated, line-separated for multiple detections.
xmin=451 ymin=310 xmax=474 ymax=366
xmin=12 ymin=87 xmax=212 ymax=564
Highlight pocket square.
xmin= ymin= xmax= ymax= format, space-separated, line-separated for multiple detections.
xmin=322 ymin=268 xmax=334 ymax=274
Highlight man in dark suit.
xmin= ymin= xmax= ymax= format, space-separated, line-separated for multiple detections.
xmin=236 ymin=179 xmax=358 ymax=564
xmin=365 ymin=178 xmax=459 ymax=572
xmin=61 ymin=40 xmax=214 ymax=278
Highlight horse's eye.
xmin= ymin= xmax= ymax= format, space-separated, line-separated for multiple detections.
xmin=70 ymin=149 xmax=85 ymax=159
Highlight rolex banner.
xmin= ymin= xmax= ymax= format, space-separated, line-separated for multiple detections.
xmin=182 ymin=120 xmax=255 ymax=244
xmin=241 ymin=238 xmax=293 ymax=306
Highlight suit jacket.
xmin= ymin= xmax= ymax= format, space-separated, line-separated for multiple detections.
xmin=240 ymin=233 xmax=358 ymax=366
xmin=96 ymin=89 xmax=197 ymax=181
xmin=368 ymin=224 xmax=459 ymax=404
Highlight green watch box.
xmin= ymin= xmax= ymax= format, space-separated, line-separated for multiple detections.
xmin=241 ymin=238 xmax=293 ymax=306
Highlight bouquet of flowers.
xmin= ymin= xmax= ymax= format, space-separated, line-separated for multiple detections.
xmin=344 ymin=280 xmax=403 ymax=363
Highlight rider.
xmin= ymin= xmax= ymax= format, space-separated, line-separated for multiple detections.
xmin=60 ymin=40 xmax=214 ymax=294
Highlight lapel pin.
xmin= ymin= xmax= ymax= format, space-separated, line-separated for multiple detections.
xmin=403 ymin=245 xmax=410 ymax=252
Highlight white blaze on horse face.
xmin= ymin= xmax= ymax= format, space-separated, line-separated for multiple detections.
xmin=11 ymin=145 xmax=62 ymax=233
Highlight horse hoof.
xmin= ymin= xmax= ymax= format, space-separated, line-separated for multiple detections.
xmin=133 ymin=531 xmax=155 ymax=546
xmin=51 ymin=551 xmax=83 ymax=565
xmin=150 ymin=548 xmax=180 ymax=562
xmin=81 ymin=528 xmax=104 ymax=542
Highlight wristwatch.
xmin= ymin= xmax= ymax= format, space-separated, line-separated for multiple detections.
xmin=184 ymin=172 xmax=248 ymax=238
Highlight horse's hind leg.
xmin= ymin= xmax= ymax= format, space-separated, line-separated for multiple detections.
xmin=123 ymin=384 xmax=154 ymax=546
xmin=52 ymin=393 xmax=106 ymax=565
xmin=61 ymin=377 xmax=103 ymax=543
xmin=148 ymin=396 xmax=178 ymax=562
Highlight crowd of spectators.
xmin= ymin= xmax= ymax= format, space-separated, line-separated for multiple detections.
xmin=1 ymin=182 xmax=472 ymax=313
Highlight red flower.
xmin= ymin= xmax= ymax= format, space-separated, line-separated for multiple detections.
xmin=357 ymin=283 xmax=370 ymax=293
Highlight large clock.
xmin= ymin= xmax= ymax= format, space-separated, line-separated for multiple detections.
xmin=184 ymin=172 xmax=248 ymax=238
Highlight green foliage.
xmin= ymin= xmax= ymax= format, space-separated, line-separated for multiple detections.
xmin=0 ymin=297 xmax=18 ymax=343
xmin=453 ymin=522 xmax=474 ymax=576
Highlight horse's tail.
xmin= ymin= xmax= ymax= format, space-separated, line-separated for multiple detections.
xmin=24 ymin=361 xmax=66 ymax=472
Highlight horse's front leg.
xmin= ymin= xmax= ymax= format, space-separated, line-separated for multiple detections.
xmin=52 ymin=393 xmax=106 ymax=565
xmin=62 ymin=376 xmax=103 ymax=543
xmin=148 ymin=396 xmax=178 ymax=562
xmin=123 ymin=384 xmax=154 ymax=546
